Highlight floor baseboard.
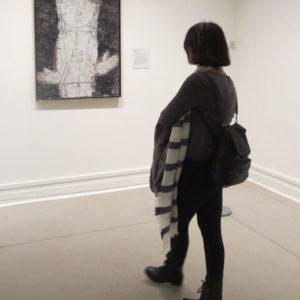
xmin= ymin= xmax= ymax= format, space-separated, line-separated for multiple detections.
xmin=1 ymin=164 xmax=299 ymax=208
xmin=0 ymin=168 xmax=150 ymax=206
xmin=246 ymin=164 xmax=300 ymax=206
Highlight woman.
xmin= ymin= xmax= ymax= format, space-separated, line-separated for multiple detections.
xmin=145 ymin=22 xmax=237 ymax=300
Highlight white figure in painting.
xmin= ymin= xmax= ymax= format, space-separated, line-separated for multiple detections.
xmin=37 ymin=0 xmax=119 ymax=98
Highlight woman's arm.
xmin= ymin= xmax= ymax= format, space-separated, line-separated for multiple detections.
xmin=158 ymin=72 xmax=208 ymax=127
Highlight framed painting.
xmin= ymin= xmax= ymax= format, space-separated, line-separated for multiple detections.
xmin=34 ymin=0 xmax=121 ymax=100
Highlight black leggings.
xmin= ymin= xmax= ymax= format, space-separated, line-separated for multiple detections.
xmin=165 ymin=159 xmax=225 ymax=282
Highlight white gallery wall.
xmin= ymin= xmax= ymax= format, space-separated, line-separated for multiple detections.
xmin=234 ymin=0 xmax=300 ymax=200
xmin=0 ymin=0 xmax=236 ymax=202
xmin=1 ymin=0 xmax=299 ymax=204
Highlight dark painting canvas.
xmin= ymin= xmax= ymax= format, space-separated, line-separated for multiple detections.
xmin=35 ymin=0 xmax=120 ymax=100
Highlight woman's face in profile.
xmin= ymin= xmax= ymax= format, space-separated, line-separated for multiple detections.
xmin=187 ymin=54 xmax=193 ymax=65
xmin=186 ymin=50 xmax=196 ymax=65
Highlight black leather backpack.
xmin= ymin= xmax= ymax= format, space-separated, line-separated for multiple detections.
xmin=202 ymin=73 xmax=252 ymax=188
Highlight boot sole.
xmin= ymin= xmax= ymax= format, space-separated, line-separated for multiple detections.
xmin=145 ymin=269 xmax=183 ymax=286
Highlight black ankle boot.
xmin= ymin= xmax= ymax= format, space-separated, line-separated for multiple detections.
xmin=145 ymin=262 xmax=183 ymax=286
xmin=183 ymin=278 xmax=223 ymax=300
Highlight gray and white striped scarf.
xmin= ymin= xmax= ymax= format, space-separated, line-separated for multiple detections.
xmin=155 ymin=65 xmax=214 ymax=254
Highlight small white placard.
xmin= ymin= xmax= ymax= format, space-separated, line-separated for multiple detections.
xmin=133 ymin=49 xmax=150 ymax=69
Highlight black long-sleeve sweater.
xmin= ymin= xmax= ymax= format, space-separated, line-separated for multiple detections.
xmin=157 ymin=69 xmax=238 ymax=161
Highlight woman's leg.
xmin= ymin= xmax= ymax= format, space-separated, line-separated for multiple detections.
xmin=165 ymin=165 xmax=195 ymax=267
xmin=196 ymin=187 xmax=225 ymax=282
xmin=165 ymin=160 xmax=216 ymax=267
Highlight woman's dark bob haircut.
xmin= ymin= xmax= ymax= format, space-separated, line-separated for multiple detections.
xmin=184 ymin=22 xmax=230 ymax=68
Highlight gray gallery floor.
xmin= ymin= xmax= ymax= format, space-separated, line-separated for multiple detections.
xmin=0 ymin=183 xmax=299 ymax=300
